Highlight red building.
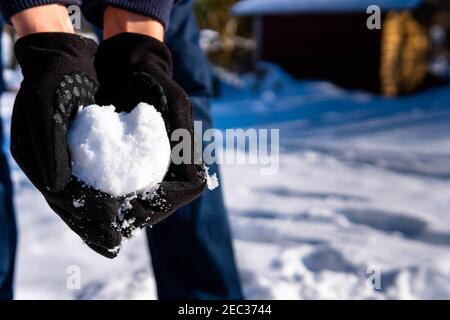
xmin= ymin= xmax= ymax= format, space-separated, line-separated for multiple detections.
xmin=232 ymin=0 xmax=426 ymax=94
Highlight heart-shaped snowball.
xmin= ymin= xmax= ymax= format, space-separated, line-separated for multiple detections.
xmin=68 ymin=102 xmax=171 ymax=197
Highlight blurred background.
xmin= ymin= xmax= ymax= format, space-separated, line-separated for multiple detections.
xmin=1 ymin=0 xmax=450 ymax=299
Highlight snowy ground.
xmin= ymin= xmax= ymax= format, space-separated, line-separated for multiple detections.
xmin=2 ymin=63 xmax=450 ymax=299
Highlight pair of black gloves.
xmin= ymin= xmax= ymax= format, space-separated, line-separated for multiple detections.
xmin=12 ymin=32 xmax=206 ymax=258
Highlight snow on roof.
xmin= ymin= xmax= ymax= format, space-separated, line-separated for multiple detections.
xmin=232 ymin=0 xmax=423 ymax=16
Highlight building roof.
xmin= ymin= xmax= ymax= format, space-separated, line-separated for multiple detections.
xmin=232 ymin=0 xmax=423 ymax=16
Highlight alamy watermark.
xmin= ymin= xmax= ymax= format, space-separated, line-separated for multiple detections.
xmin=66 ymin=264 xmax=81 ymax=290
xmin=68 ymin=5 xmax=81 ymax=30
xmin=366 ymin=265 xmax=382 ymax=290
xmin=169 ymin=121 xmax=280 ymax=176
xmin=367 ymin=5 xmax=381 ymax=30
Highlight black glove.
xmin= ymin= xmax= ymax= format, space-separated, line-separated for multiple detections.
xmin=94 ymin=33 xmax=206 ymax=237
xmin=12 ymin=33 xmax=122 ymax=258
xmin=43 ymin=179 xmax=122 ymax=258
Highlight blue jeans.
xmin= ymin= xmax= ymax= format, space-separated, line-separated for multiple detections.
xmin=145 ymin=0 xmax=243 ymax=300
xmin=0 ymin=18 xmax=17 ymax=301
xmin=0 ymin=148 xmax=16 ymax=301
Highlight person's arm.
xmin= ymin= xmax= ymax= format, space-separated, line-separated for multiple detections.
xmin=103 ymin=7 xmax=164 ymax=41
xmin=2 ymin=2 xmax=124 ymax=258
xmin=0 ymin=0 xmax=79 ymax=27
xmin=82 ymin=0 xmax=174 ymax=40
xmin=11 ymin=4 xmax=74 ymax=37
xmin=0 ymin=0 xmax=173 ymax=40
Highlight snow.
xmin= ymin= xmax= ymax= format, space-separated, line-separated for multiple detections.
xmin=214 ymin=63 xmax=450 ymax=299
xmin=72 ymin=198 xmax=85 ymax=208
xmin=232 ymin=0 xmax=422 ymax=16
xmin=67 ymin=103 xmax=171 ymax=197
xmin=207 ymin=173 xmax=219 ymax=191
xmin=205 ymin=165 xmax=220 ymax=191
xmin=2 ymin=61 xmax=450 ymax=299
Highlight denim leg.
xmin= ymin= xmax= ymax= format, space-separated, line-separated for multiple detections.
xmin=145 ymin=0 xmax=243 ymax=300
xmin=0 ymin=19 xmax=17 ymax=298
xmin=0 ymin=165 xmax=16 ymax=300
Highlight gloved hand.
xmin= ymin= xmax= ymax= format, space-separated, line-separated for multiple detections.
xmin=12 ymin=33 xmax=96 ymax=192
xmin=12 ymin=33 xmax=122 ymax=257
xmin=94 ymin=32 xmax=206 ymax=237
xmin=43 ymin=178 xmax=122 ymax=258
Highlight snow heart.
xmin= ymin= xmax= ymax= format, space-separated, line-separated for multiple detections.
xmin=67 ymin=103 xmax=171 ymax=197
